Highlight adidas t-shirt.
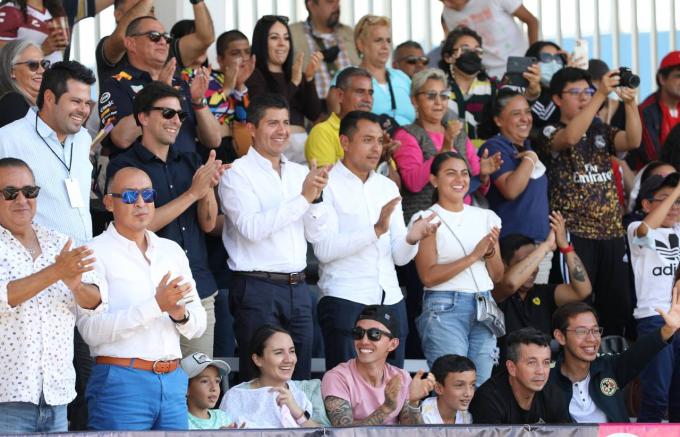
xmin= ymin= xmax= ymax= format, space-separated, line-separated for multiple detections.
xmin=627 ymin=221 xmax=680 ymax=319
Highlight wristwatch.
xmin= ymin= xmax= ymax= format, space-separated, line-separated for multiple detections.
xmin=189 ymin=0 xmax=203 ymax=5
xmin=192 ymin=97 xmax=207 ymax=109
xmin=295 ymin=410 xmax=310 ymax=425
xmin=169 ymin=311 xmax=190 ymax=325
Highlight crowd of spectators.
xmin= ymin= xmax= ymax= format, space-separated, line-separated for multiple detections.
xmin=4 ymin=0 xmax=680 ymax=432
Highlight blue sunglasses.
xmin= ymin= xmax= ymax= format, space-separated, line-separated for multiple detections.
xmin=109 ymin=188 xmax=156 ymax=204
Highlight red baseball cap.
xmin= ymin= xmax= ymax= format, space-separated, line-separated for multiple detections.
xmin=660 ymin=51 xmax=680 ymax=70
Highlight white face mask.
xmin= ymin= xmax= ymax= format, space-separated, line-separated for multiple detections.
xmin=540 ymin=60 xmax=563 ymax=87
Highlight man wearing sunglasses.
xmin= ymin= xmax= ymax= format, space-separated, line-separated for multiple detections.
xmin=106 ymin=81 xmax=226 ymax=359
xmin=549 ymin=300 xmax=680 ymax=423
xmin=392 ymin=41 xmax=428 ymax=79
xmin=322 ymin=305 xmax=435 ymax=426
xmin=290 ymin=0 xmax=360 ymax=103
xmin=0 ymin=158 xmax=103 ymax=433
xmin=99 ymin=15 xmax=220 ymax=158
xmin=77 ymin=166 xmax=206 ymax=430
xmin=542 ymin=67 xmax=642 ymax=337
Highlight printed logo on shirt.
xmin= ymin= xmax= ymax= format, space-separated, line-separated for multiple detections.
xmin=652 ymin=234 xmax=680 ymax=276
xmin=572 ymin=163 xmax=613 ymax=184
xmin=532 ymin=297 xmax=541 ymax=306
xmin=600 ymin=377 xmax=618 ymax=396
xmin=99 ymin=92 xmax=111 ymax=104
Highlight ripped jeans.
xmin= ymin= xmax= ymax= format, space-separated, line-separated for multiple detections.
xmin=416 ymin=290 xmax=498 ymax=386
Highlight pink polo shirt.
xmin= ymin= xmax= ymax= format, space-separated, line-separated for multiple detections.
xmin=321 ymin=359 xmax=411 ymax=424
xmin=392 ymin=128 xmax=483 ymax=204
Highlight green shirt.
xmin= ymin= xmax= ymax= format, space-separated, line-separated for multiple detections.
xmin=188 ymin=409 xmax=234 ymax=430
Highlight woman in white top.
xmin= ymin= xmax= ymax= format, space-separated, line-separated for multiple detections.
xmin=414 ymin=151 xmax=504 ymax=385
xmin=220 ymin=325 xmax=318 ymax=428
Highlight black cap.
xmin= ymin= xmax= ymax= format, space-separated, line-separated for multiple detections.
xmin=637 ymin=172 xmax=680 ymax=210
xmin=355 ymin=305 xmax=399 ymax=337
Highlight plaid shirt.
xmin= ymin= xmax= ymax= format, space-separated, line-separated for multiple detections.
xmin=302 ymin=20 xmax=353 ymax=99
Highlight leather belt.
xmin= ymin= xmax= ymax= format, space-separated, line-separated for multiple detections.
xmin=96 ymin=356 xmax=180 ymax=374
xmin=235 ymin=270 xmax=306 ymax=285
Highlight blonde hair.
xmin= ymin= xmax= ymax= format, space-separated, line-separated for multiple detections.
xmin=353 ymin=14 xmax=391 ymax=52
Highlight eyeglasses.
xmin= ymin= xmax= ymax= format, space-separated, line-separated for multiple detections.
xmin=562 ymin=88 xmax=596 ymax=98
xmin=399 ymin=55 xmax=429 ymax=66
xmin=454 ymin=46 xmax=484 ymax=56
xmin=0 ymin=185 xmax=40 ymax=200
xmin=538 ymin=53 xmax=565 ymax=64
xmin=351 ymin=326 xmax=393 ymax=342
xmin=13 ymin=59 xmax=51 ymax=72
xmin=261 ymin=15 xmax=289 ymax=24
xmin=108 ymin=188 xmax=156 ymax=204
xmin=565 ymin=327 xmax=604 ymax=338
xmin=417 ymin=90 xmax=450 ymax=101
xmin=150 ymin=107 xmax=188 ymax=122
xmin=130 ymin=31 xmax=173 ymax=44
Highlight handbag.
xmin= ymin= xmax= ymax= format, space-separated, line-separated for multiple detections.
xmin=432 ymin=209 xmax=506 ymax=337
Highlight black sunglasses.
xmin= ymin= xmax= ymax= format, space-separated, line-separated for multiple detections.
xmin=13 ymin=59 xmax=51 ymax=72
xmin=108 ymin=188 xmax=156 ymax=204
xmin=261 ymin=15 xmax=289 ymax=24
xmin=351 ymin=326 xmax=393 ymax=342
xmin=150 ymin=107 xmax=188 ymax=122
xmin=130 ymin=31 xmax=173 ymax=44
xmin=400 ymin=55 xmax=429 ymax=66
xmin=1 ymin=185 xmax=40 ymax=200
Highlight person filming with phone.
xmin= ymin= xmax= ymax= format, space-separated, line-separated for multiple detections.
xmin=77 ymin=166 xmax=207 ymax=431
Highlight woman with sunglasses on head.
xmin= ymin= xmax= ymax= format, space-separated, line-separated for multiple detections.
xmin=0 ymin=0 xmax=69 ymax=62
xmin=246 ymin=15 xmax=323 ymax=164
xmin=352 ymin=14 xmax=415 ymax=126
xmin=413 ymin=151 xmax=504 ymax=386
xmin=220 ymin=325 xmax=319 ymax=428
xmin=0 ymin=39 xmax=49 ymax=127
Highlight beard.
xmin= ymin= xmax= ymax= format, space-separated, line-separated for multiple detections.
xmin=326 ymin=10 xmax=340 ymax=28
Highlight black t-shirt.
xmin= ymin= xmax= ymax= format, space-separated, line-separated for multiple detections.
xmin=470 ymin=368 xmax=572 ymax=424
xmin=498 ymin=284 xmax=558 ymax=362
xmin=95 ymin=36 xmax=127 ymax=88
xmin=0 ymin=92 xmax=30 ymax=128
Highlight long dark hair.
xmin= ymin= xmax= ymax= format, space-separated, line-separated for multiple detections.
xmin=478 ymin=88 xmax=526 ymax=140
xmin=249 ymin=325 xmax=291 ymax=378
xmin=3 ymin=0 xmax=65 ymax=19
xmin=430 ymin=151 xmax=468 ymax=204
xmin=439 ymin=26 xmax=487 ymax=81
xmin=251 ymin=16 xmax=294 ymax=89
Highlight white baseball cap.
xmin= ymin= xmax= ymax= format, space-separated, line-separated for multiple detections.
xmin=181 ymin=352 xmax=231 ymax=378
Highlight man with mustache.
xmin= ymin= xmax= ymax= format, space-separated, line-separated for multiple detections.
xmin=106 ymin=81 xmax=226 ymax=358
xmin=469 ymin=327 xmax=571 ymax=424
xmin=290 ymin=0 xmax=360 ymax=103
xmin=305 ymin=67 xmax=374 ymax=166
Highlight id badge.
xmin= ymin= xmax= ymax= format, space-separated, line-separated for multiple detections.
xmin=64 ymin=177 xmax=84 ymax=208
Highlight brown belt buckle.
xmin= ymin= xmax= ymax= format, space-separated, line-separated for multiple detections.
xmin=152 ymin=360 xmax=172 ymax=374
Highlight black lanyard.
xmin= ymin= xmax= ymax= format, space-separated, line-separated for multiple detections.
xmin=385 ymin=70 xmax=397 ymax=112
xmin=35 ymin=113 xmax=73 ymax=173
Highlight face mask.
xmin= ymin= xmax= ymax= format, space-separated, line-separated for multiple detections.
xmin=540 ymin=60 xmax=563 ymax=87
xmin=455 ymin=51 xmax=482 ymax=75
xmin=608 ymin=91 xmax=620 ymax=101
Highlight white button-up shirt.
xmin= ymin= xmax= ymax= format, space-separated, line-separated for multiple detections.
xmin=77 ymin=224 xmax=206 ymax=360
xmin=313 ymin=162 xmax=418 ymax=305
xmin=0 ymin=224 xmax=104 ymax=406
xmin=219 ymin=147 xmax=327 ymax=273
xmin=0 ymin=109 xmax=92 ymax=244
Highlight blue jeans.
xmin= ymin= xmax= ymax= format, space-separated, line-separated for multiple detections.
xmin=416 ymin=290 xmax=497 ymax=385
xmin=0 ymin=393 xmax=66 ymax=433
xmin=86 ymin=364 xmax=188 ymax=430
xmin=637 ymin=315 xmax=680 ymax=422
xmin=317 ymin=296 xmax=408 ymax=371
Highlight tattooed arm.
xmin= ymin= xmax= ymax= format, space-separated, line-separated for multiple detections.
xmin=554 ymin=250 xmax=592 ymax=305
xmin=323 ymin=396 xmax=395 ymax=427
xmin=398 ymin=401 xmax=423 ymax=425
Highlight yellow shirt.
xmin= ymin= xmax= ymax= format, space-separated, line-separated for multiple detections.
xmin=305 ymin=112 xmax=343 ymax=167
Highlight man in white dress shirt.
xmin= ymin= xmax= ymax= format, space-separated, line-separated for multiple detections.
xmin=313 ymin=110 xmax=438 ymax=369
xmin=219 ymin=93 xmax=330 ymax=380
xmin=77 ymin=167 xmax=206 ymax=430
xmin=0 ymin=158 xmax=102 ymax=433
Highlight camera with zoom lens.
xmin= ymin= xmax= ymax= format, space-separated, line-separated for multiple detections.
xmin=618 ymin=67 xmax=640 ymax=89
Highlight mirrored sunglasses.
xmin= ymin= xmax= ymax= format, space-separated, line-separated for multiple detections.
xmin=0 ymin=185 xmax=40 ymax=200
xmin=109 ymin=188 xmax=156 ymax=204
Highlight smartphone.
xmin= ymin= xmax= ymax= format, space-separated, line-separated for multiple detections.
xmin=571 ymin=39 xmax=589 ymax=70
xmin=505 ymin=56 xmax=537 ymax=87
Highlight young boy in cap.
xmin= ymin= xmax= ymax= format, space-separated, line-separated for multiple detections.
xmin=421 ymin=354 xmax=476 ymax=424
xmin=181 ymin=352 xmax=236 ymax=429
xmin=628 ymin=171 xmax=680 ymax=422
xmin=321 ymin=305 xmax=435 ymax=426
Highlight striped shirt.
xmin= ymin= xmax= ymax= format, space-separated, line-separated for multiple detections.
xmin=301 ymin=20 xmax=353 ymax=99
xmin=0 ymin=109 xmax=92 ymax=244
